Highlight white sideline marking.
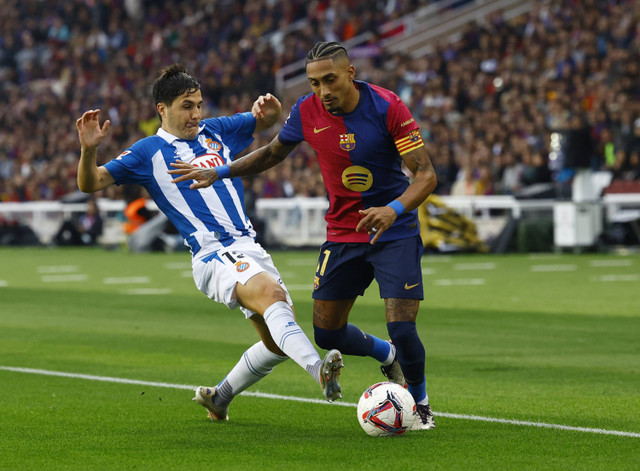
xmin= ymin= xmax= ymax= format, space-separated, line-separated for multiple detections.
xmin=424 ymin=256 xmax=452 ymax=263
xmin=589 ymin=259 xmax=633 ymax=268
xmin=37 ymin=265 xmax=79 ymax=274
xmin=165 ymin=262 xmax=190 ymax=270
xmin=1 ymin=366 xmax=638 ymax=438
xmin=422 ymin=268 xmax=436 ymax=275
xmin=41 ymin=274 xmax=88 ymax=283
xmin=454 ymin=263 xmax=496 ymax=271
xmin=435 ymin=412 xmax=640 ymax=438
xmin=181 ymin=271 xmax=192 ymax=278
xmin=121 ymin=288 xmax=173 ymax=295
xmin=589 ymin=274 xmax=639 ymax=282
xmin=435 ymin=278 xmax=486 ymax=286
xmin=0 ymin=280 xmax=7 ymax=287
xmin=103 ymin=276 xmax=150 ymax=284
xmin=530 ymin=264 xmax=576 ymax=272
xmin=528 ymin=254 xmax=561 ymax=260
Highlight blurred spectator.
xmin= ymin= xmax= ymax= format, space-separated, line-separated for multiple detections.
xmin=499 ymin=151 xmax=525 ymax=195
xmin=123 ymin=185 xmax=153 ymax=236
xmin=451 ymin=166 xmax=479 ymax=196
xmin=522 ymin=152 xmax=553 ymax=186
xmin=53 ymin=197 xmax=103 ymax=246
xmin=621 ymin=150 xmax=640 ymax=181
xmin=1 ymin=0 xmax=639 ymax=206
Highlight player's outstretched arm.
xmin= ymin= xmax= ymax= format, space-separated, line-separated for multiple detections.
xmin=356 ymin=146 xmax=437 ymax=244
xmin=169 ymin=136 xmax=296 ymax=189
xmin=252 ymin=93 xmax=282 ymax=132
xmin=76 ymin=109 xmax=115 ymax=193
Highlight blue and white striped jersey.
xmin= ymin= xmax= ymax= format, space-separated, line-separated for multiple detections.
xmin=104 ymin=112 xmax=257 ymax=258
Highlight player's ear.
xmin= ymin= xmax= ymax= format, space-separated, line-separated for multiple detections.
xmin=157 ymin=102 xmax=165 ymax=121
xmin=348 ymin=64 xmax=355 ymax=81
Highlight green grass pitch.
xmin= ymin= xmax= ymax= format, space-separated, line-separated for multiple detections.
xmin=0 ymin=247 xmax=638 ymax=470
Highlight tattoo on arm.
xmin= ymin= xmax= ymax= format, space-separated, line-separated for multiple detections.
xmin=231 ymin=137 xmax=294 ymax=176
xmin=404 ymin=148 xmax=432 ymax=175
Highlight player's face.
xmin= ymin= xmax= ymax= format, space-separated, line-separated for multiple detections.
xmin=306 ymin=57 xmax=357 ymax=114
xmin=158 ymin=89 xmax=203 ymax=140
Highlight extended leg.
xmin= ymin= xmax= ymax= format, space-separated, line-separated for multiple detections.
xmin=385 ymin=298 xmax=434 ymax=430
xmin=193 ymin=340 xmax=287 ymax=420
xmin=237 ymin=273 xmax=343 ymax=401
xmin=313 ymin=299 xmax=400 ymax=381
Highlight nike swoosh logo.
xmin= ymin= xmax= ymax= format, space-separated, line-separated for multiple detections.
xmin=404 ymin=283 xmax=420 ymax=290
xmin=314 ymin=125 xmax=331 ymax=134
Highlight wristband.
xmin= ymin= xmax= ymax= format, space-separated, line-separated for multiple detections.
xmin=216 ymin=164 xmax=231 ymax=178
xmin=387 ymin=199 xmax=405 ymax=216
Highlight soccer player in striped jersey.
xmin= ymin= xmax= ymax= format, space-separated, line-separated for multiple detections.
xmin=75 ymin=64 xmax=343 ymax=422
xmin=169 ymin=43 xmax=438 ymax=430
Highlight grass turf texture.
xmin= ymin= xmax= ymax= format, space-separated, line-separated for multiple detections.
xmin=0 ymin=247 xmax=638 ymax=470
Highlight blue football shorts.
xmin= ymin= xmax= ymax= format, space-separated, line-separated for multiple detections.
xmin=312 ymin=235 xmax=424 ymax=300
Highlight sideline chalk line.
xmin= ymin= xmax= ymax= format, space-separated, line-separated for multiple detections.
xmin=1 ymin=366 xmax=638 ymax=438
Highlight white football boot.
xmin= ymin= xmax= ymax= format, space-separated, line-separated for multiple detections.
xmin=412 ymin=403 xmax=436 ymax=430
xmin=193 ymin=386 xmax=229 ymax=421
xmin=319 ymin=349 xmax=344 ymax=402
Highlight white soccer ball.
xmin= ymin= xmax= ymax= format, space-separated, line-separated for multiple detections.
xmin=357 ymin=381 xmax=416 ymax=437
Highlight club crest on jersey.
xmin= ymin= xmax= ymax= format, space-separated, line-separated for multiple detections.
xmin=339 ymin=133 xmax=356 ymax=151
xmin=342 ymin=165 xmax=373 ymax=192
xmin=205 ymin=138 xmax=222 ymax=151
xmin=235 ymin=261 xmax=250 ymax=272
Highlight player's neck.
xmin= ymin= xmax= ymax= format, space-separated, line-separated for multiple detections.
xmin=333 ymin=83 xmax=360 ymax=115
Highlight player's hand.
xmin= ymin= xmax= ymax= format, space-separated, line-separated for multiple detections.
xmin=168 ymin=161 xmax=219 ymax=189
xmin=76 ymin=109 xmax=110 ymax=150
xmin=252 ymin=93 xmax=282 ymax=131
xmin=356 ymin=206 xmax=397 ymax=244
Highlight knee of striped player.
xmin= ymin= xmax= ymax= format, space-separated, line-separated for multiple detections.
xmin=260 ymin=285 xmax=288 ymax=306
xmin=387 ymin=321 xmax=426 ymax=384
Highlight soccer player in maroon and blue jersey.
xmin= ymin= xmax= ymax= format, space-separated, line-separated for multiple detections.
xmin=170 ymin=42 xmax=438 ymax=430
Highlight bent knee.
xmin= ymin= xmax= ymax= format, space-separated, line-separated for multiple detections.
xmin=314 ymin=325 xmax=333 ymax=350
xmin=236 ymin=273 xmax=288 ymax=314
xmin=314 ymin=325 xmax=342 ymax=350
xmin=387 ymin=320 xmax=418 ymax=344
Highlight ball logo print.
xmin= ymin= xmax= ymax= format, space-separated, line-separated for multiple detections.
xmin=357 ymin=382 xmax=416 ymax=437
xmin=341 ymin=165 xmax=373 ymax=192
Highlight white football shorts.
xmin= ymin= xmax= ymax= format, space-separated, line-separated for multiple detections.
xmin=191 ymin=238 xmax=292 ymax=318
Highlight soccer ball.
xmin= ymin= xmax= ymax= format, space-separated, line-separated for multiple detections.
xmin=357 ymin=381 xmax=416 ymax=437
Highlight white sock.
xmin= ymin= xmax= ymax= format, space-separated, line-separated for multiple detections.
xmin=263 ymin=301 xmax=322 ymax=383
xmin=381 ymin=341 xmax=396 ymax=366
xmin=215 ymin=341 xmax=287 ymax=406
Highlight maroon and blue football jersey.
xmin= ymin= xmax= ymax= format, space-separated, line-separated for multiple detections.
xmin=278 ymin=81 xmax=425 ymax=243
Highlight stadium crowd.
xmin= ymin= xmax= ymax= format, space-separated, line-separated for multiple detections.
xmin=1 ymin=0 xmax=639 ymax=205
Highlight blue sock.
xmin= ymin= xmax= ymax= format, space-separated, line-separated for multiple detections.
xmin=314 ymin=323 xmax=390 ymax=362
xmin=387 ymin=321 xmax=427 ymax=403
xmin=370 ymin=336 xmax=392 ymax=363
xmin=407 ymin=376 xmax=427 ymax=404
